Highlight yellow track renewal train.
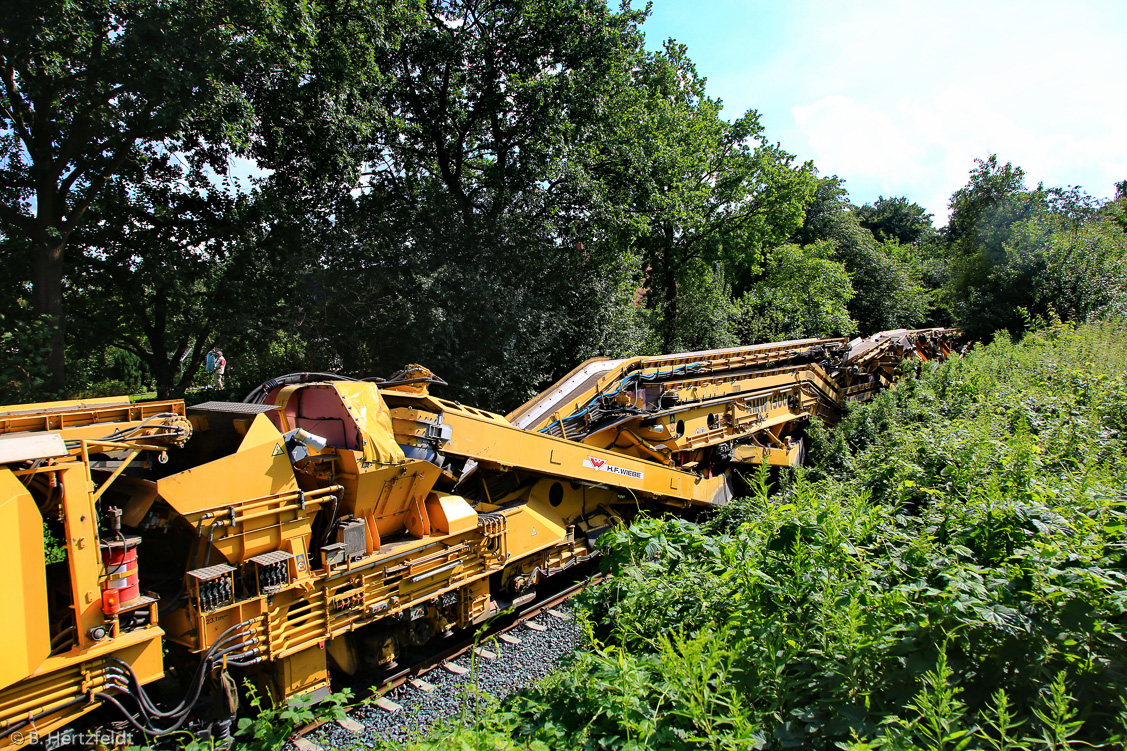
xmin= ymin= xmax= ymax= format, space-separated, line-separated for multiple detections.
xmin=0 ymin=328 xmax=952 ymax=746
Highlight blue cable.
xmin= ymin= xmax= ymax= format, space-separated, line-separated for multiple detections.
xmin=537 ymin=362 xmax=705 ymax=435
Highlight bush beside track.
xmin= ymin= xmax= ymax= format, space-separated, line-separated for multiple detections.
xmin=317 ymin=321 xmax=1127 ymax=751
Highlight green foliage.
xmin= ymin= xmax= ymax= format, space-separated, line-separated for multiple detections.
xmin=791 ymin=177 xmax=932 ymax=335
xmin=856 ymin=196 xmax=936 ymax=246
xmin=43 ymin=522 xmax=66 ymax=564
xmin=597 ymin=39 xmax=816 ymax=352
xmin=0 ymin=311 xmax=53 ymax=401
xmin=67 ymin=174 xmax=264 ymax=398
xmin=76 ymin=379 xmax=138 ymax=399
xmin=233 ymin=682 xmax=352 ymax=751
xmin=389 ymin=322 xmax=1127 ymax=751
xmin=0 ymin=0 xmax=404 ymax=396
xmin=662 ymin=261 xmax=741 ymax=352
xmin=941 ymin=155 xmax=1127 ymax=341
xmin=734 ymin=241 xmax=857 ymax=342
xmin=253 ymin=0 xmax=660 ymax=410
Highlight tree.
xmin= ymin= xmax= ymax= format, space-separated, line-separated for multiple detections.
xmin=734 ymin=241 xmax=856 ymax=344
xmin=66 ymin=164 xmax=267 ymax=398
xmin=1035 ymin=214 xmax=1127 ymax=322
xmin=855 ymin=195 xmax=935 ymax=246
xmin=0 ymin=0 xmax=281 ymax=391
xmin=599 ymin=41 xmax=816 ymax=351
xmin=942 ymin=156 xmax=1127 ymax=340
xmin=0 ymin=0 xmax=402 ymax=395
xmin=946 ymin=155 xmax=1035 ymax=258
xmin=790 ymin=176 xmax=930 ymax=335
xmin=275 ymin=0 xmax=657 ymax=409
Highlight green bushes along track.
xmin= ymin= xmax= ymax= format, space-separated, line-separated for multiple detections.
xmin=377 ymin=321 xmax=1127 ymax=750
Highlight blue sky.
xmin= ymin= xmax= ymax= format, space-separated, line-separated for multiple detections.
xmin=634 ymin=0 xmax=1127 ymax=222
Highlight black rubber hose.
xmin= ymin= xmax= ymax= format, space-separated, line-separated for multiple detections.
xmin=8 ymin=620 xmax=256 ymax=741
xmin=0 ymin=696 xmax=87 ymax=741
xmin=243 ymin=372 xmax=358 ymax=404
xmin=93 ymin=691 xmax=172 ymax=736
xmin=106 ymin=659 xmax=207 ymax=721
xmin=96 ymin=660 xmax=209 ymax=734
xmin=105 ymin=621 xmax=254 ymax=718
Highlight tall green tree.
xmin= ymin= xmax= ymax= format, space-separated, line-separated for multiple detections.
xmin=0 ymin=0 xmax=275 ymax=391
xmin=945 ymin=155 xmax=1044 ymax=269
xmin=791 ymin=176 xmax=930 ymax=335
xmin=274 ymin=0 xmax=656 ymax=409
xmin=0 ymin=0 xmax=400 ymax=395
xmin=734 ymin=241 xmax=856 ymax=343
xmin=943 ymin=156 xmax=1127 ymax=340
xmin=599 ymin=41 xmax=816 ymax=351
xmin=855 ymin=195 xmax=935 ymax=246
xmin=66 ymin=165 xmax=267 ymax=398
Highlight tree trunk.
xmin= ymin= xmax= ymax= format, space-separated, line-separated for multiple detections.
xmin=32 ymin=237 xmax=66 ymax=395
xmin=662 ymin=236 xmax=679 ymax=353
xmin=152 ymin=357 xmax=175 ymax=401
xmin=148 ymin=294 xmax=174 ymax=400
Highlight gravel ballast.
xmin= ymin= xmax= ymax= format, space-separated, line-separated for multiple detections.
xmin=308 ymin=603 xmax=583 ymax=748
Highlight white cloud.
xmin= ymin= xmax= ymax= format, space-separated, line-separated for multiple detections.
xmin=762 ymin=0 xmax=1127 ymax=218
xmin=791 ymin=95 xmax=924 ymax=182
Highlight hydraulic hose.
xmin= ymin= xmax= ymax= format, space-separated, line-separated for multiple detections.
xmin=243 ymin=372 xmax=358 ymax=404
xmin=0 ymin=696 xmax=88 ymax=741
xmin=103 ymin=619 xmax=256 ymax=723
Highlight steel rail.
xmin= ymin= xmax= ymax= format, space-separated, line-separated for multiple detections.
xmin=291 ymin=571 xmax=601 ymax=742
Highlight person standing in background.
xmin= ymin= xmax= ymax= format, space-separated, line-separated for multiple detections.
xmin=214 ymin=350 xmax=227 ymax=389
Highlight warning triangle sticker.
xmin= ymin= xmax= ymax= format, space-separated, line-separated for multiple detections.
xmin=272 ymin=443 xmax=285 ymax=457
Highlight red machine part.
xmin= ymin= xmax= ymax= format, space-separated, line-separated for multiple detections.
xmin=101 ymin=536 xmax=142 ymax=614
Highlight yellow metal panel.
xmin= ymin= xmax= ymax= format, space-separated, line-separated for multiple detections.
xmin=732 ymin=443 xmax=804 ymax=466
xmin=326 ymin=634 xmax=358 ymax=675
xmin=118 ymin=476 xmax=160 ymax=527
xmin=0 ymin=470 xmax=49 ymax=691
xmin=341 ymin=458 xmax=441 ymax=542
xmin=237 ymin=413 xmax=286 ymax=452
xmin=279 ymin=644 xmax=329 ymax=699
xmin=158 ymin=437 xmax=297 ymax=517
xmin=333 ymin=382 xmax=406 ymax=466
xmin=0 ymin=616 xmax=164 ymax=743
xmin=426 ymin=494 xmax=478 ymax=535
xmin=438 ymin=404 xmax=712 ymax=504
xmin=0 ymin=399 xmax=184 ymax=438
xmin=503 ymin=497 xmax=568 ymax=559
xmin=57 ymin=464 xmax=105 ymax=648
xmin=0 ymin=395 xmax=129 ymax=415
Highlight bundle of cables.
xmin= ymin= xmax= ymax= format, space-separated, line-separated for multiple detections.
xmin=538 ymin=363 xmax=705 ymax=441
xmin=243 ymin=373 xmax=359 ymax=405
xmin=64 ymin=412 xmax=189 ymax=452
xmin=95 ymin=618 xmax=262 ymax=737
xmin=0 ymin=618 xmax=262 ymax=743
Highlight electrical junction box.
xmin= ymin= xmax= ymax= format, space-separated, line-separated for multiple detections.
xmin=337 ymin=518 xmax=367 ymax=560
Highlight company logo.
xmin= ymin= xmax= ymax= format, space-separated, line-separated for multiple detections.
xmin=582 ymin=456 xmax=644 ymax=480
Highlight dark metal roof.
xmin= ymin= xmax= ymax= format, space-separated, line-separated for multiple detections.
xmin=188 ymin=401 xmax=279 ymax=415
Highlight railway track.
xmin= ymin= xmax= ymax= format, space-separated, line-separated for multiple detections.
xmin=290 ymin=572 xmax=599 ymax=749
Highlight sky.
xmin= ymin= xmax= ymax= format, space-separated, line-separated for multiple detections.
xmin=633 ymin=0 xmax=1127 ymax=222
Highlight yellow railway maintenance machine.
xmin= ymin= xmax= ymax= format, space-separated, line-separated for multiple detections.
xmin=0 ymin=328 xmax=952 ymax=746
